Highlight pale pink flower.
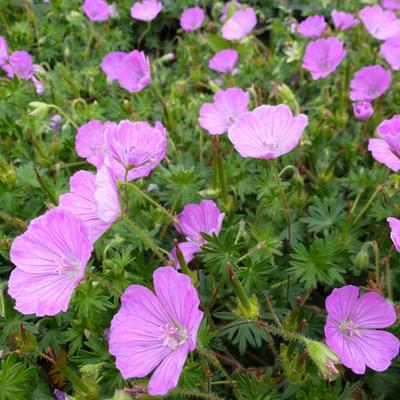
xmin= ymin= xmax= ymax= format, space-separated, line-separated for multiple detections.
xmin=82 ymin=0 xmax=112 ymax=22
xmin=130 ymin=0 xmax=163 ymax=22
xmin=331 ymin=10 xmax=358 ymax=31
xmin=381 ymin=34 xmax=400 ymax=70
xmin=297 ymin=15 xmax=327 ymax=38
xmin=221 ymin=7 xmax=257 ymax=41
xmin=360 ymin=5 xmax=400 ymax=40
xmin=208 ymin=49 xmax=238 ymax=74
xmin=180 ymin=7 xmax=205 ymax=32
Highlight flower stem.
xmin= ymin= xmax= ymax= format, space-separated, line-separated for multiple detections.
xmin=227 ymin=263 xmax=252 ymax=315
xmin=57 ymin=360 xmax=95 ymax=396
xmin=353 ymin=186 xmax=381 ymax=225
xmin=121 ymin=216 xmax=165 ymax=261
xmin=121 ymin=181 xmax=177 ymax=223
xmin=212 ymin=136 xmax=228 ymax=207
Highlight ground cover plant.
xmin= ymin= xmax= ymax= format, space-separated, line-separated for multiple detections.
xmin=1 ymin=0 xmax=400 ymax=399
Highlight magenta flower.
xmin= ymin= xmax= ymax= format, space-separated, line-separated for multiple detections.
xmin=75 ymin=120 xmax=115 ymax=168
xmin=109 ymin=267 xmax=203 ymax=396
xmin=130 ymin=0 xmax=162 ymax=22
xmin=228 ymin=104 xmax=308 ymax=159
xmin=59 ymin=167 xmax=120 ymax=242
xmin=331 ymin=10 xmax=358 ymax=31
xmin=8 ymin=208 xmax=93 ymax=316
xmin=175 ymin=199 xmax=225 ymax=244
xmin=49 ymin=114 xmax=62 ymax=132
xmin=170 ymin=242 xmax=200 ymax=270
xmin=0 ymin=38 xmax=43 ymax=95
xmin=220 ymin=1 xmax=242 ymax=21
xmin=353 ymin=102 xmax=374 ymax=121
xmin=383 ymin=0 xmax=400 ymax=10
xmin=381 ymin=34 xmax=400 ymax=70
xmin=368 ymin=115 xmax=400 ymax=172
xmin=297 ymin=15 xmax=327 ymax=38
xmin=208 ymin=49 xmax=238 ymax=74
xmin=104 ymin=120 xmax=167 ymax=181
xmin=180 ymin=7 xmax=205 ymax=32
xmin=349 ymin=65 xmax=391 ymax=102
xmin=325 ymin=285 xmax=399 ymax=374
xmin=221 ymin=7 xmax=257 ymax=41
xmin=360 ymin=5 xmax=400 ymax=40
xmin=82 ymin=0 xmax=111 ymax=22
xmin=101 ymin=50 xmax=151 ymax=93
xmin=387 ymin=217 xmax=400 ymax=251
xmin=302 ymin=38 xmax=346 ymax=80
xmin=198 ymin=87 xmax=249 ymax=135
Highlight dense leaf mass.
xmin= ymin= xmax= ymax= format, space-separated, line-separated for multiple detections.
xmin=0 ymin=1 xmax=400 ymax=399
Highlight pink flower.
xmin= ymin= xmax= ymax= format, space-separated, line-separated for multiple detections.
xmin=0 ymin=40 xmax=44 ymax=95
xmin=130 ymin=0 xmax=162 ymax=22
xmin=59 ymin=167 xmax=120 ymax=242
xmin=0 ymin=36 xmax=9 ymax=66
xmin=324 ymin=285 xmax=399 ymax=374
xmin=8 ymin=208 xmax=93 ymax=316
xmin=228 ymin=104 xmax=308 ymax=159
xmin=360 ymin=5 xmax=400 ymax=40
xmin=381 ymin=34 xmax=400 ymax=70
xmin=368 ymin=115 xmax=400 ymax=171
xmin=221 ymin=7 xmax=257 ymax=41
xmin=82 ymin=0 xmax=112 ymax=22
xmin=220 ymin=1 xmax=242 ymax=21
xmin=331 ymin=10 xmax=358 ymax=31
xmin=387 ymin=217 xmax=400 ymax=251
xmin=208 ymin=49 xmax=238 ymax=73
xmin=353 ymin=102 xmax=374 ymax=121
xmin=297 ymin=15 xmax=327 ymax=38
xmin=198 ymin=87 xmax=249 ymax=135
xmin=109 ymin=267 xmax=203 ymax=396
xmin=175 ymin=199 xmax=225 ymax=244
xmin=349 ymin=65 xmax=391 ymax=102
xmin=170 ymin=242 xmax=200 ymax=270
xmin=75 ymin=120 xmax=115 ymax=168
xmin=104 ymin=120 xmax=167 ymax=181
xmin=382 ymin=0 xmax=400 ymax=10
xmin=302 ymin=37 xmax=346 ymax=80
xmin=180 ymin=7 xmax=205 ymax=32
xmin=101 ymin=50 xmax=151 ymax=93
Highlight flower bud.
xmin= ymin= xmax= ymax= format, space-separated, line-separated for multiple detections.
xmin=272 ymin=82 xmax=300 ymax=115
xmin=354 ymin=244 xmax=370 ymax=270
xmin=29 ymin=101 xmax=50 ymax=118
xmin=305 ymin=339 xmax=341 ymax=381
xmin=353 ymin=101 xmax=374 ymax=121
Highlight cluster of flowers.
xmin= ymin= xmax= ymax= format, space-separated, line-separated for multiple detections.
xmin=299 ymin=5 xmax=400 ymax=122
xmin=6 ymin=0 xmax=400 ymax=396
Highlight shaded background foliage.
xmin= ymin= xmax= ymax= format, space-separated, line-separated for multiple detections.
xmin=0 ymin=0 xmax=399 ymax=399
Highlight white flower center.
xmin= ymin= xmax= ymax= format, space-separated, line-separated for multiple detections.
xmin=339 ymin=318 xmax=360 ymax=337
xmin=55 ymin=256 xmax=80 ymax=278
xmin=160 ymin=323 xmax=188 ymax=350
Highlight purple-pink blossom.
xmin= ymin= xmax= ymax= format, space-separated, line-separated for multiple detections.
xmin=104 ymin=120 xmax=167 ymax=181
xmin=360 ymin=5 xmax=400 ymax=40
xmin=170 ymin=242 xmax=200 ymax=270
xmin=353 ymin=102 xmax=374 ymax=121
xmin=0 ymin=36 xmax=43 ymax=95
xmin=382 ymin=0 xmax=400 ymax=10
xmin=175 ymin=200 xmax=225 ymax=244
xmin=302 ymin=37 xmax=346 ymax=80
xmin=82 ymin=0 xmax=112 ymax=22
xmin=101 ymin=50 xmax=151 ymax=93
xmin=59 ymin=167 xmax=120 ymax=242
xmin=198 ymin=87 xmax=249 ymax=135
xmin=221 ymin=7 xmax=257 ymax=41
xmin=75 ymin=120 xmax=115 ymax=168
xmin=380 ymin=34 xmax=400 ymax=70
xmin=109 ymin=266 xmax=203 ymax=396
xmin=180 ymin=7 xmax=205 ymax=32
xmin=208 ymin=49 xmax=238 ymax=74
xmin=349 ymin=65 xmax=391 ymax=102
xmin=220 ymin=1 xmax=242 ymax=21
xmin=324 ymin=285 xmax=399 ymax=374
xmin=387 ymin=217 xmax=400 ymax=251
xmin=8 ymin=208 xmax=93 ymax=316
xmin=130 ymin=0 xmax=162 ymax=22
xmin=368 ymin=115 xmax=400 ymax=171
xmin=228 ymin=104 xmax=308 ymax=159
xmin=297 ymin=15 xmax=327 ymax=38
xmin=331 ymin=10 xmax=358 ymax=31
